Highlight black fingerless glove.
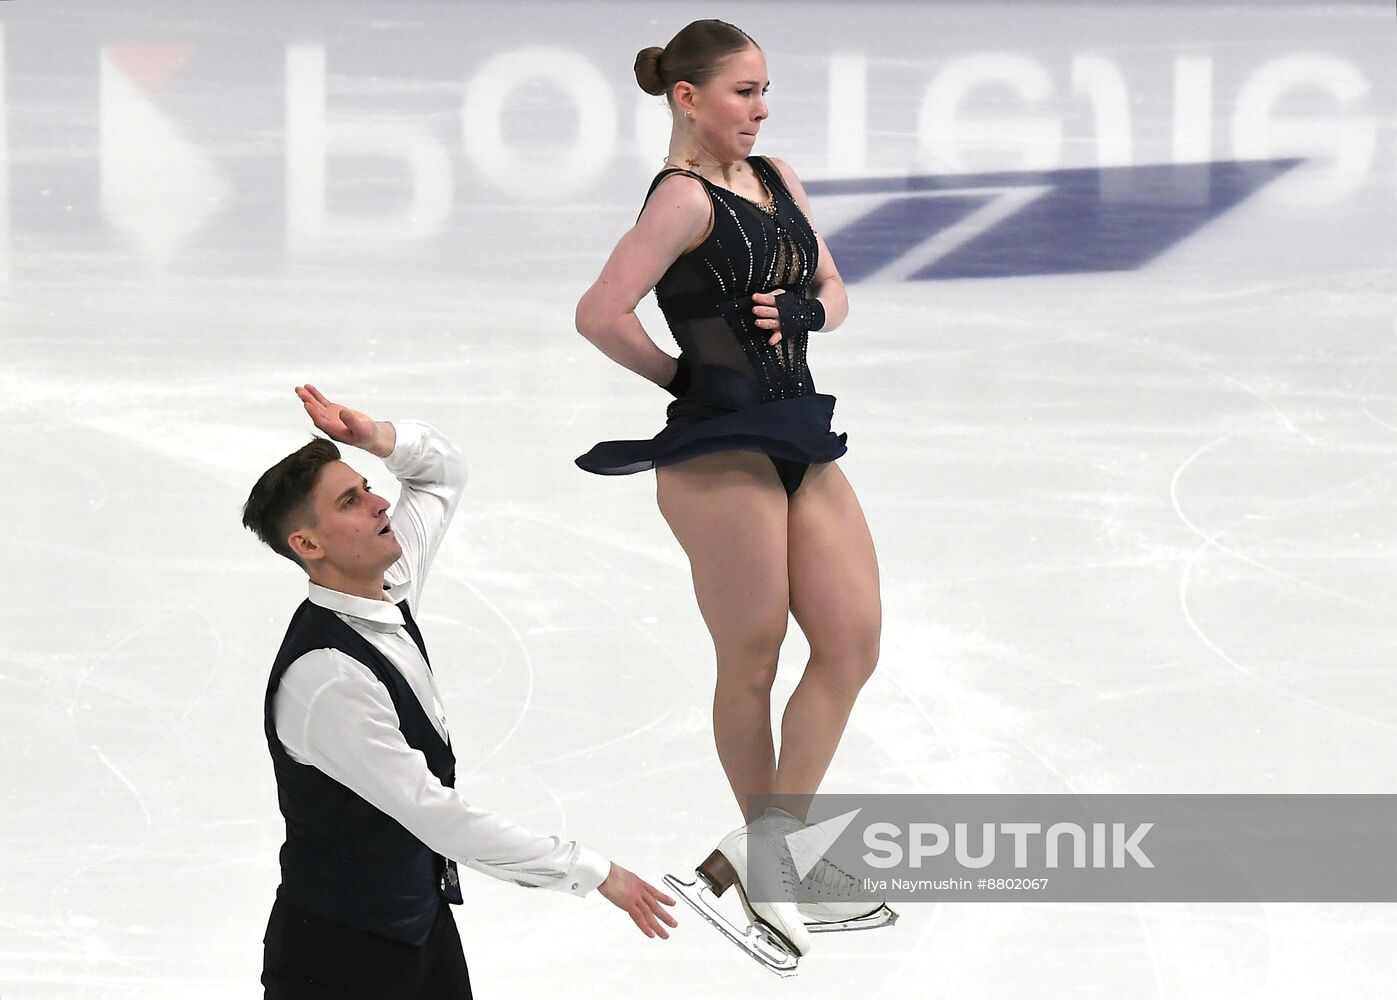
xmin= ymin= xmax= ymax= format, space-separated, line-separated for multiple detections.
xmin=661 ymin=353 xmax=691 ymax=398
xmin=774 ymin=291 xmax=826 ymax=334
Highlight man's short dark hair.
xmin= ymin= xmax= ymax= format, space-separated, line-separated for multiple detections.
xmin=242 ymin=437 xmax=342 ymax=564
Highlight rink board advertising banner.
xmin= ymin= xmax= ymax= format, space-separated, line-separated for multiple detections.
xmin=747 ymin=795 xmax=1397 ymax=903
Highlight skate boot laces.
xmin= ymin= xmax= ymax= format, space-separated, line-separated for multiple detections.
xmin=804 ymin=856 xmax=860 ymax=898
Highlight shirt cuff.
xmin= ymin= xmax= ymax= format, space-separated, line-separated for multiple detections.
xmin=382 ymin=419 xmax=428 ymax=472
xmin=559 ymin=844 xmax=611 ymax=897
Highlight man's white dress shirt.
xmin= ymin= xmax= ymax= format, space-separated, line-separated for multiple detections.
xmin=272 ymin=420 xmax=610 ymax=896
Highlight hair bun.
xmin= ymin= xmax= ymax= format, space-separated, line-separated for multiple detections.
xmin=634 ymin=46 xmax=666 ymax=96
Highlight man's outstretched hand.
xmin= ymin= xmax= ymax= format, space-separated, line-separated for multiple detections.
xmin=598 ymin=863 xmax=678 ymax=940
xmin=295 ymin=384 xmax=396 ymax=458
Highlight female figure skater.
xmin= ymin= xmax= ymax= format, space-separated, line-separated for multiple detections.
xmin=574 ymin=20 xmax=891 ymax=966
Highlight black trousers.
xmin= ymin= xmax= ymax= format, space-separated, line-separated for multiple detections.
xmin=262 ymin=897 xmax=474 ymax=999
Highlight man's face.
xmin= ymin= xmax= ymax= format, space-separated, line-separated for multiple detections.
xmin=291 ymin=460 xmax=401 ymax=580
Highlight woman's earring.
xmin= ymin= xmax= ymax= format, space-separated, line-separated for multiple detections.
xmin=683 ymin=110 xmax=692 ymax=118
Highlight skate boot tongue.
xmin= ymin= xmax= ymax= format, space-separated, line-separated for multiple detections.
xmin=745 ymin=813 xmax=799 ymax=898
xmin=759 ymin=807 xmax=803 ymax=830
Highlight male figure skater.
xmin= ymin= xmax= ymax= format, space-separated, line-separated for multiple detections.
xmin=243 ymin=385 xmax=675 ymax=999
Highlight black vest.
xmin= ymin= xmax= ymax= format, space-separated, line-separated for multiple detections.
xmin=264 ymin=598 xmax=458 ymax=945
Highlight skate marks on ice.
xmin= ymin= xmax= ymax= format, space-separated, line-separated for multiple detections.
xmin=0 ymin=419 xmax=263 ymax=995
xmin=1137 ymin=319 xmax=1397 ymax=735
xmin=1048 ymin=327 xmax=1397 ymax=735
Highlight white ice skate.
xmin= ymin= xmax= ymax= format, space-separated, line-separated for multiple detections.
xmin=664 ymin=819 xmax=812 ymax=977
xmin=764 ymin=808 xmax=900 ymax=932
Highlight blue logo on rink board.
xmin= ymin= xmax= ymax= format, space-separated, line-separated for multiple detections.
xmin=808 ymin=159 xmax=1301 ymax=282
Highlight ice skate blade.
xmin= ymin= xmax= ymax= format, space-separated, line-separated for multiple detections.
xmin=664 ymin=872 xmax=800 ymax=978
xmin=805 ymin=904 xmax=899 ymax=933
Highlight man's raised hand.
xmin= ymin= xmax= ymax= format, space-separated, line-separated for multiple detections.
xmin=295 ymin=384 xmax=396 ymax=458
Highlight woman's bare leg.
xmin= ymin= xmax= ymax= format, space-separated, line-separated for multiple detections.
xmin=775 ymin=462 xmax=882 ymax=819
xmin=657 ymin=452 xmax=791 ymax=822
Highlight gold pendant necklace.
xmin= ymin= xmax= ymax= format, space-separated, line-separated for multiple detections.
xmin=663 ymin=156 xmax=772 ymax=214
xmin=664 ymin=155 xmax=743 ymax=179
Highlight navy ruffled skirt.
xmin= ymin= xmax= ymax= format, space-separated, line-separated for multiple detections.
xmin=575 ymin=363 xmax=847 ymax=477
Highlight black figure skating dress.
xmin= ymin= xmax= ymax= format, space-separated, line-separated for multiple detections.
xmin=575 ymin=156 xmax=847 ymax=496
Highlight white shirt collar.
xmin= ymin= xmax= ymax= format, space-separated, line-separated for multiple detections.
xmin=307 ymin=580 xmax=409 ymax=632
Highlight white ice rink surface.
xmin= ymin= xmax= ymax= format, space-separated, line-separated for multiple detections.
xmin=2 ymin=1 xmax=1394 ymax=997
